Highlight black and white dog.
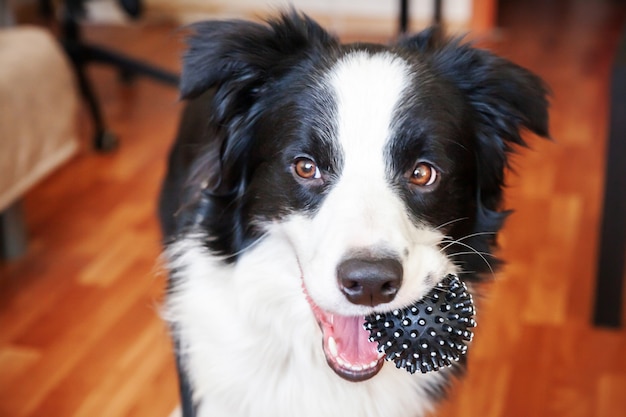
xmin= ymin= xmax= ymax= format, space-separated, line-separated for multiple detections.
xmin=159 ymin=12 xmax=549 ymax=417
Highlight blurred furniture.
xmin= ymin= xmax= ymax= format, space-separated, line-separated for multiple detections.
xmin=0 ymin=26 xmax=80 ymax=259
xmin=593 ymin=24 xmax=626 ymax=328
xmin=399 ymin=0 xmax=497 ymax=34
xmin=398 ymin=0 xmax=441 ymax=33
xmin=45 ymin=0 xmax=180 ymax=150
xmin=470 ymin=0 xmax=498 ymax=33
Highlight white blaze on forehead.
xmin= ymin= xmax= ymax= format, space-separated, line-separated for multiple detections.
xmin=280 ymin=51 xmax=452 ymax=317
xmin=328 ymin=51 xmax=411 ymax=177
xmin=319 ymin=50 xmax=413 ymax=250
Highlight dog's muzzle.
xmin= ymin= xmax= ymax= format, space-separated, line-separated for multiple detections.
xmin=302 ymin=256 xmax=405 ymax=382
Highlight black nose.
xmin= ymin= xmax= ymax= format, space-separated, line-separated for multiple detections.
xmin=337 ymin=257 xmax=403 ymax=306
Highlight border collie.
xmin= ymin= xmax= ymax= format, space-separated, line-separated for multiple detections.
xmin=159 ymin=12 xmax=549 ymax=417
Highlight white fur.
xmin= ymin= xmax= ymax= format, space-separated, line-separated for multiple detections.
xmin=288 ymin=52 xmax=456 ymax=317
xmin=165 ymin=52 xmax=459 ymax=417
xmin=166 ymin=232 xmax=446 ymax=417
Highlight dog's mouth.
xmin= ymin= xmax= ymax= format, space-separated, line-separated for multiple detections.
xmin=303 ymin=284 xmax=384 ymax=382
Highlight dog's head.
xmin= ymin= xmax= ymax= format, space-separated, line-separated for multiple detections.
xmin=176 ymin=12 xmax=549 ymax=382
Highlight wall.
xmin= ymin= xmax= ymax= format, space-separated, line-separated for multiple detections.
xmin=142 ymin=0 xmax=474 ymax=35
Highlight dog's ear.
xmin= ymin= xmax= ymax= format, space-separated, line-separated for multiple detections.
xmin=399 ymin=28 xmax=550 ymax=220
xmin=180 ymin=12 xmax=338 ymax=197
xmin=180 ymin=11 xmax=338 ymax=100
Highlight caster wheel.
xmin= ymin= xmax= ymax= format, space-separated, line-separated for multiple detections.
xmin=119 ymin=69 xmax=137 ymax=84
xmin=95 ymin=130 xmax=119 ymax=152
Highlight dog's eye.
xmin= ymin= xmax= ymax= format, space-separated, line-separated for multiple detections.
xmin=293 ymin=157 xmax=321 ymax=180
xmin=408 ymin=162 xmax=438 ymax=187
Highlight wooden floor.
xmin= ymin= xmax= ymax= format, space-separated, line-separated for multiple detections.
xmin=1 ymin=0 xmax=625 ymax=416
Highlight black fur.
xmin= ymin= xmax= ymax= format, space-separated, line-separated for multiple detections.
xmin=161 ymin=14 xmax=548 ymax=275
xmin=158 ymin=12 xmax=549 ymax=416
xmin=395 ymin=27 xmax=550 ymax=277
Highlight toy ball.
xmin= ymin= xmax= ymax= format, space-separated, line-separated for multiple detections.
xmin=363 ymin=274 xmax=476 ymax=374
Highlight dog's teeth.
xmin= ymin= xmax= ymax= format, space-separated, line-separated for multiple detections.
xmin=328 ymin=336 xmax=338 ymax=357
xmin=336 ymin=356 xmax=347 ymax=368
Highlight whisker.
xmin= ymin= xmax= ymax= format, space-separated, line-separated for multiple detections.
xmin=435 ymin=217 xmax=469 ymax=230
xmin=440 ymin=231 xmax=497 ymax=252
xmin=454 ymin=270 xmax=478 ymax=276
xmin=219 ymin=234 xmax=266 ymax=260
xmin=441 ymin=240 xmax=496 ymax=278
xmin=447 ymin=251 xmax=497 ymax=258
xmin=424 ymin=288 xmax=454 ymax=301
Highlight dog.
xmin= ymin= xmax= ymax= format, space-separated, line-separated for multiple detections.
xmin=158 ymin=11 xmax=549 ymax=417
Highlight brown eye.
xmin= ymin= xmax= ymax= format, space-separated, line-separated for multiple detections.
xmin=294 ymin=158 xmax=321 ymax=180
xmin=409 ymin=162 xmax=438 ymax=187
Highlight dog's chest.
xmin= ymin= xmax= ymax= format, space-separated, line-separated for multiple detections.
xmin=167 ymin=236 xmax=444 ymax=417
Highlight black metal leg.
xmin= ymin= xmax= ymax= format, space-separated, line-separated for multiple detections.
xmin=0 ymin=201 xmax=28 ymax=260
xmin=593 ymin=28 xmax=626 ymax=328
xmin=63 ymin=40 xmax=119 ymax=151
xmin=399 ymin=0 xmax=409 ymax=34
xmin=399 ymin=0 xmax=443 ymax=34
xmin=57 ymin=0 xmax=179 ymax=151
xmin=82 ymin=43 xmax=180 ymax=87
xmin=38 ymin=0 xmax=54 ymax=18
xmin=433 ymin=0 xmax=442 ymax=24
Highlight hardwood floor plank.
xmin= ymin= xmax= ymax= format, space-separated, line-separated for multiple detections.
xmin=596 ymin=374 xmax=626 ymax=417
xmin=0 ymin=345 xmax=41 ymax=391
xmin=1 ymin=1 xmax=625 ymax=416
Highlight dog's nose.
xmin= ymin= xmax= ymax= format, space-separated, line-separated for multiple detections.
xmin=337 ymin=257 xmax=403 ymax=306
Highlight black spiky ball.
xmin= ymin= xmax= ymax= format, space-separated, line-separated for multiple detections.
xmin=363 ymin=274 xmax=476 ymax=374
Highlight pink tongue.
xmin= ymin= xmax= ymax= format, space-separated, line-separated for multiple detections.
xmin=332 ymin=315 xmax=380 ymax=364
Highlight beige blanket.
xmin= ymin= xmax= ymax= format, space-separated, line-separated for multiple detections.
xmin=0 ymin=26 xmax=79 ymax=211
